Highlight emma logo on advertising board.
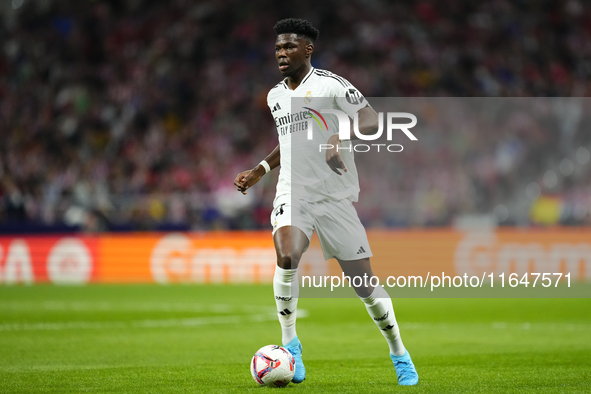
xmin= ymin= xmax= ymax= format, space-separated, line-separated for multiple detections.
xmin=305 ymin=109 xmax=418 ymax=152
xmin=454 ymin=232 xmax=591 ymax=280
xmin=149 ymin=233 xmax=327 ymax=284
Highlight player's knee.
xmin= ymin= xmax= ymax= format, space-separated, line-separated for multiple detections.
xmin=276 ymin=252 xmax=301 ymax=270
xmin=354 ymin=285 xmax=374 ymax=299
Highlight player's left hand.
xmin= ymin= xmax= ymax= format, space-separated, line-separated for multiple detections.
xmin=325 ymin=134 xmax=347 ymax=175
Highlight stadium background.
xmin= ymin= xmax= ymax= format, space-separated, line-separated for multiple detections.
xmin=1 ymin=2 xmax=590 ymax=393
xmin=2 ymin=0 xmax=591 ymax=232
xmin=0 ymin=0 xmax=590 ymax=284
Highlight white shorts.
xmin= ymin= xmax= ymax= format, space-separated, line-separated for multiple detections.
xmin=270 ymin=198 xmax=372 ymax=261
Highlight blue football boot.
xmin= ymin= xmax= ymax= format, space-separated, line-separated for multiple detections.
xmin=284 ymin=336 xmax=306 ymax=383
xmin=390 ymin=350 xmax=419 ymax=386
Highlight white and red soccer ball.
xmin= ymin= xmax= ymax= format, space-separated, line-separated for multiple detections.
xmin=250 ymin=345 xmax=295 ymax=387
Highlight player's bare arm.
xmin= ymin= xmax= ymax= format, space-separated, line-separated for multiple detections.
xmin=234 ymin=32 xmax=312 ymax=195
xmin=325 ymin=106 xmax=379 ymax=175
xmin=234 ymin=144 xmax=280 ymax=194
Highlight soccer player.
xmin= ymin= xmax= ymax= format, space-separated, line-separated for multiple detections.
xmin=234 ymin=18 xmax=418 ymax=386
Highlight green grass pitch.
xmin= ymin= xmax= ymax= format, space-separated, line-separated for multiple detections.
xmin=0 ymin=284 xmax=590 ymax=393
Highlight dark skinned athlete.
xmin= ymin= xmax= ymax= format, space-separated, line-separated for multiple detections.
xmin=234 ymin=18 xmax=418 ymax=386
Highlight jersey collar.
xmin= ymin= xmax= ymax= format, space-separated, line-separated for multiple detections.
xmin=282 ymin=67 xmax=315 ymax=91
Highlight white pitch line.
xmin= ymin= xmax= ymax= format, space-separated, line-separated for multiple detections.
xmin=401 ymin=322 xmax=591 ymax=331
xmin=0 ymin=301 xmax=276 ymax=314
xmin=0 ymin=309 xmax=309 ymax=332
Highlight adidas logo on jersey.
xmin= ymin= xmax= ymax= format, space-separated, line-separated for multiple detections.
xmin=271 ymin=102 xmax=281 ymax=113
xmin=356 ymin=246 xmax=366 ymax=254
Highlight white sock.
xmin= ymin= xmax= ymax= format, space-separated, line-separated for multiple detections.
xmin=273 ymin=266 xmax=299 ymax=346
xmin=360 ymin=286 xmax=405 ymax=356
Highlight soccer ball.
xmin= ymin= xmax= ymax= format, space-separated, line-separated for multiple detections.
xmin=250 ymin=345 xmax=295 ymax=387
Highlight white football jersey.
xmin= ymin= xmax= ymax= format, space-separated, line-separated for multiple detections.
xmin=267 ymin=67 xmax=369 ymax=207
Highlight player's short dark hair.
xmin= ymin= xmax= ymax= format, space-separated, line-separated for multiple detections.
xmin=273 ymin=18 xmax=319 ymax=43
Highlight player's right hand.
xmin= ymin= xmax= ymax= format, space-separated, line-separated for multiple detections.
xmin=233 ymin=167 xmax=264 ymax=195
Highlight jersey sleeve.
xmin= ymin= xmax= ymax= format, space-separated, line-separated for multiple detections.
xmin=332 ymin=78 xmax=370 ymax=119
xmin=266 ymin=89 xmax=274 ymax=112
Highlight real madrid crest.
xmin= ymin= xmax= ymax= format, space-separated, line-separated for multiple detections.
xmin=304 ymin=90 xmax=312 ymax=104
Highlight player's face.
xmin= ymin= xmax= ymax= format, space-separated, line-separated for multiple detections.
xmin=275 ymin=33 xmax=311 ymax=76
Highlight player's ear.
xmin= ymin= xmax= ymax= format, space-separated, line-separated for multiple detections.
xmin=305 ymin=43 xmax=314 ymax=58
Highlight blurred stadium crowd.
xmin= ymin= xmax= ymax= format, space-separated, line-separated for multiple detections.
xmin=1 ymin=0 xmax=591 ymax=232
